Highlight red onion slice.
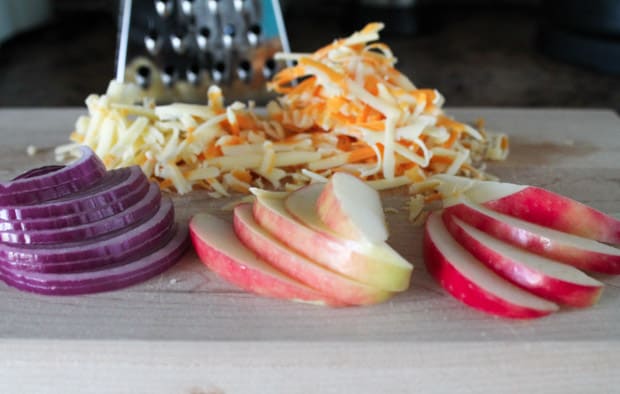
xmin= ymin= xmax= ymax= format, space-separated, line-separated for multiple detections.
xmin=0 ymin=225 xmax=189 ymax=295
xmin=2 ymin=167 xmax=110 ymax=206
xmin=0 ymin=197 xmax=175 ymax=271
xmin=12 ymin=165 xmax=65 ymax=180
xmin=0 ymin=146 xmax=107 ymax=203
xmin=0 ymin=177 xmax=151 ymax=232
xmin=1 ymin=183 xmax=162 ymax=245
xmin=0 ymin=166 xmax=148 ymax=220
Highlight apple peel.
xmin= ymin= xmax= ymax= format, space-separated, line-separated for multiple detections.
xmin=233 ymin=204 xmax=392 ymax=306
xmin=434 ymin=174 xmax=620 ymax=245
xmin=424 ymin=211 xmax=559 ymax=319
xmin=253 ymin=185 xmax=413 ymax=292
xmin=443 ymin=199 xmax=620 ymax=274
xmin=189 ymin=213 xmax=342 ymax=306
xmin=442 ymin=212 xmax=603 ymax=307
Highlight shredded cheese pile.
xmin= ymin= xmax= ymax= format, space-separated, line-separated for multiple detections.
xmin=56 ymin=23 xmax=508 ymax=198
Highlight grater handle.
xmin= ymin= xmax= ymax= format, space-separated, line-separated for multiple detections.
xmin=116 ymin=0 xmax=133 ymax=83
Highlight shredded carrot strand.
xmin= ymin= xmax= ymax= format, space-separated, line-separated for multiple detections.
xmin=232 ymin=169 xmax=253 ymax=184
xmin=347 ymin=146 xmax=376 ymax=163
xmin=436 ymin=115 xmax=466 ymax=133
xmin=424 ymin=192 xmax=442 ymax=203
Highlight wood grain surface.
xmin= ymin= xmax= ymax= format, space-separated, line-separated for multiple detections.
xmin=1 ymin=108 xmax=619 ymax=393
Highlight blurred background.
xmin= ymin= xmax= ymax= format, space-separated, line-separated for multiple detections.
xmin=0 ymin=0 xmax=619 ymax=111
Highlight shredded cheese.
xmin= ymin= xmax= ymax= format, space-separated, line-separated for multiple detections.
xmin=56 ymin=23 xmax=508 ymax=197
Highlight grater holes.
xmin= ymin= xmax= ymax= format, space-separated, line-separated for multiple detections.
xmin=162 ymin=65 xmax=177 ymax=86
xmin=247 ymin=24 xmax=261 ymax=47
xmin=186 ymin=63 xmax=201 ymax=85
xmin=222 ymin=23 xmax=236 ymax=48
xmin=136 ymin=65 xmax=152 ymax=88
xmin=154 ymin=0 xmax=174 ymax=18
xmin=207 ymin=0 xmax=220 ymax=14
xmin=170 ymin=26 xmax=189 ymax=54
xmin=197 ymin=26 xmax=211 ymax=51
xmin=181 ymin=0 xmax=195 ymax=16
xmin=119 ymin=0 xmax=289 ymax=102
xmin=237 ymin=59 xmax=252 ymax=82
xmin=263 ymin=58 xmax=276 ymax=79
xmin=145 ymin=29 xmax=160 ymax=55
xmin=233 ymin=0 xmax=244 ymax=12
xmin=223 ymin=23 xmax=236 ymax=37
xmin=212 ymin=61 xmax=226 ymax=84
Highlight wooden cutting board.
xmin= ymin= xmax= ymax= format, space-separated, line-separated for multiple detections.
xmin=1 ymin=108 xmax=619 ymax=393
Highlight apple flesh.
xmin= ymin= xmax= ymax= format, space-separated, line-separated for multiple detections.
xmin=252 ymin=184 xmax=413 ymax=292
xmin=316 ymin=172 xmax=388 ymax=243
xmin=434 ymin=174 xmax=620 ymax=245
xmin=442 ymin=212 xmax=603 ymax=307
xmin=189 ymin=213 xmax=341 ymax=306
xmin=424 ymin=212 xmax=559 ymax=319
xmin=443 ymin=198 xmax=620 ymax=274
xmin=233 ymin=204 xmax=392 ymax=305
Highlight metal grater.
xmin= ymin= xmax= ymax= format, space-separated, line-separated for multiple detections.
xmin=115 ymin=0 xmax=289 ymax=104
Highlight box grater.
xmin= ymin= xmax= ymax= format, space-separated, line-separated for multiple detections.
xmin=115 ymin=0 xmax=289 ymax=104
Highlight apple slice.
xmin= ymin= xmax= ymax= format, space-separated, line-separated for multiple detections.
xmin=443 ymin=198 xmax=620 ymax=274
xmin=434 ymin=174 xmax=620 ymax=245
xmin=442 ymin=212 xmax=603 ymax=307
xmin=252 ymin=185 xmax=413 ymax=292
xmin=424 ymin=212 xmax=559 ymax=319
xmin=233 ymin=204 xmax=392 ymax=305
xmin=189 ymin=213 xmax=342 ymax=306
xmin=316 ymin=172 xmax=388 ymax=243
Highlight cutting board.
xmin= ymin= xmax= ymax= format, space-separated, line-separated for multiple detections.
xmin=1 ymin=108 xmax=619 ymax=393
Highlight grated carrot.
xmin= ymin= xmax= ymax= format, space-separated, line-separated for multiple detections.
xmin=347 ymin=146 xmax=376 ymax=163
xmin=442 ymin=131 xmax=459 ymax=148
xmin=232 ymin=169 xmax=253 ymax=184
xmin=430 ymin=154 xmax=455 ymax=165
xmin=424 ymin=192 xmax=443 ymax=203
xmin=58 ymin=23 xmax=508 ymax=197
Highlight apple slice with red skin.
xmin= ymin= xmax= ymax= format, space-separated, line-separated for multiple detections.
xmin=233 ymin=204 xmax=392 ymax=306
xmin=443 ymin=198 xmax=620 ymax=274
xmin=316 ymin=172 xmax=388 ymax=243
xmin=434 ymin=174 xmax=620 ymax=245
xmin=251 ymin=185 xmax=413 ymax=292
xmin=189 ymin=213 xmax=342 ymax=306
xmin=424 ymin=212 xmax=559 ymax=319
xmin=442 ymin=212 xmax=603 ymax=307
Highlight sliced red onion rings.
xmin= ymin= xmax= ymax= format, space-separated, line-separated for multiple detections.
xmin=0 ymin=178 xmax=151 ymax=232
xmin=0 ymin=146 xmax=107 ymax=204
xmin=0 ymin=166 xmax=149 ymax=220
xmin=1 ymin=183 xmax=162 ymax=245
xmin=0 ymin=197 xmax=175 ymax=272
xmin=0 ymin=225 xmax=189 ymax=295
xmin=0 ymin=145 xmax=187 ymax=295
xmin=3 ymin=166 xmax=110 ymax=206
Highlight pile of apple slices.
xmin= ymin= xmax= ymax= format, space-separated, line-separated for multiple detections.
xmin=424 ymin=175 xmax=620 ymax=319
xmin=189 ymin=173 xmax=414 ymax=307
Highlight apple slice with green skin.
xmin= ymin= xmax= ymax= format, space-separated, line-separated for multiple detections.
xmin=233 ymin=204 xmax=392 ymax=306
xmin=424 ymin=212 xmax=559 ymax=319
xmin=434 ymin=174 xmax=620 ymax=245
xmin=316 ymin=172 xmax=388 ymax=243
xmin=251 ymin=186 xmax=413 ymax=292
xmin=443 ymin=198 xmax=620 ymax=274
xmin=189 ymin=213 xmax=343 ymax=306
xmin=442 ymin=212 xmax=603 ymax=307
